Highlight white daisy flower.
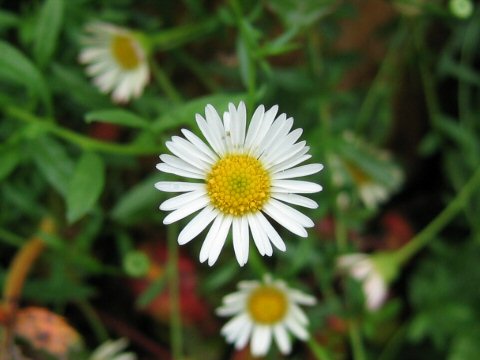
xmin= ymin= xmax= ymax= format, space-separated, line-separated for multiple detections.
xmin=90 ymin=338 xmax=136 ymax=360
xmin=79 ymin=22 xmax=149 ymax=103
xmin=155 ymin=102 xmax=323 ymax=266
xmin=216 ymin=275 xmax=316 ymax=357
xmin=337 ymin=253 xmax=388 ymax=311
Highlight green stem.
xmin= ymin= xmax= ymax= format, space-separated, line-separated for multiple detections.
xmin=349 ymin=320 xmax=367 ymax=360
xmin=150 ymin=60 xmax=183 ymax=103
xmin=396 ymin=165 xmax=480 ymax=265
xmin=167 ymin=223 xmax=183 ymax=359
xmin=149 ymin=17 xmax=219 ymax=51
xmin=4 ymin=106 xmax=162 ymax=155
xmin=76 ymin=301 xmax=109 ymax=343
xmin=307 ymin=338 xmax=335 ymax=360
xmin=174 ymin=50 xmax=219 ymax=92
xmin=249 ymin=250 xmax=268 ymax=278
xmin=355 ymin=22 xmax=407 ymax=133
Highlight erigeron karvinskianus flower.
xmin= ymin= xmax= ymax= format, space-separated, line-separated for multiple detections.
xmin=337 ymin=252 xmax=400 ymax=311
xmin=216 ymin=275 xmax=316 ymax=357
xmin=90 ymin=338 xmax=136 ymax=360
xmin=79 ymin=22 xmax=149 ymax=103
xmin=155 ymin=102 xmax=323 ymax=266
xmin=329 ymin=132 xmax=403 ymax=209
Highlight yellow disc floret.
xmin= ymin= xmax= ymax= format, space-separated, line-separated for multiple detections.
xmin=248 ymin=286 xmax=288 ymax=324
xmin=206 ymin=154 xmax=270 ymax=216
xmin=111 ymin=34 xmax=141 ymax=70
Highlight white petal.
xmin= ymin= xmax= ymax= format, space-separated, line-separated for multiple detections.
xmin=196 ymin=114 xmax=224 ymax=156
xmin=258 ymin=114 xmax=291 ymax=157
xmin=262 ymin=138 xmax=305 ymax=167
xmin=272 ymin=193 xmax=318 ymax=209
xmin=268 ymin=198 xmax=314 ymax=228
xmin=156 ymin=163 xmax=204 ymax=180
xmin=180 ymin=129 xmax=218 ymax=162
xmin=244 ymin=105 xmax=265 ymax=150
xmin=248 ymin=214 xmax=272 ymax=256
xmin=206 ymin=215 xmax=232 ymax=266
xmin=199 ymin=215 xmax=223 ymax=263
xmin=155 ymin=181 xmax=203 ymax=192
xmin=270 ymin=152 xmax=311 ymax=174
xmin=273 ymin=163 xmax=324 ymax=179
xmin=232 ymin=218 xmax=245 ymax=267
xmin=221 ymin=313 xmax=250 ymax=339
xmin=159 ymin=154 xmax=205 ymax=176
xmin=290 ymin=304 xmax=309 ymax=325
xmin=273 ymin=324 xmax=291 ymax=354
xmin=272 ymin=179 xmax=323 ymax=194
xmin=178 ymin=206 xmax=218 ymax=245
xmin=263 ymin=202 xmax=307 ymax=238
xmin=167 ymin=137 xmax=213 ymax=168
xmin=235 ymin=320 xmax=253 ymax=350
xmin=285 ymin=316 xmax=309 ymax=340
xmin=160 ymin=189 xmax=206 ymax=211
xmin=256 ymin=212 xmax=286 ymax=252
xmin=232 ymin=101 xmax=246 ymax=149
xmin=248 ymin=106 xmax=278 ymax=156
xmin=241 ymin=216 xmax=250 ymax=266
xmin=163 ymin=196 xmax=209 ymax=224
xmin=251 ymin=325 xmax=272 ymax=357
xmin=289 ymin=290 xmax=317 ymax=306
xmin=205 ymin=105 xmax=227 ymax=154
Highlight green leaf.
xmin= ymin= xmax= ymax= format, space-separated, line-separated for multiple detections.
xmin=0 ymin=10 xmax=19 ymax=31
xmin=85 ymin=109 xmax=150 ymax=129
xmin=0 ymin=40 xmax=51 ymax=109
xmin=0 ymin=145 xmax=21 ymax=181
xmin=51 ymin=64 xmax=111 ymax=109
xmin=111 ymin=174 xmax=162 ymax=223
xmin=33 ymin=0 xmax=64 ymax=67
xmin=31 ymin=135 xmax=74 ymax=196
xmin=67 ymin=152 xmax=105 ymax=223
xmin=151 ymin=93 xmax=247 ymax=133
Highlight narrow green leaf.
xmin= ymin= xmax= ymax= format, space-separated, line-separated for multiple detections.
xmin=34 ymin=0 xmax=64 ymax=67
xmin=0 ymin=10 xmax=19 ymax=30
xmin=0 ymin=41 xmax=51 ymax=109
xmin=136 ymin=275 xmax=167 ymax=308
xmin=151 ymin=93 xmax=247 ymax=133
xmin=0 ymin=145 xmax=21 ymax=181
xmin=85 ymin=109 xmax=150 ymax=129
xmin=111 ymin=174 xmax=162 ymax=223
xmin=67 ymin=152 xmax=105 ymax=223
xmin=31 ymin=135 xmax=74 ymax=196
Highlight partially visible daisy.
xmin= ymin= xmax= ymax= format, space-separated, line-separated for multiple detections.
xmin=337 ymin=253 xmax=392 ymax=311
xmin=216 ymin=275 xmax=316 ymax=357
xmin=79 ymin=22 xmax=149 ymax=103
xmin=90 ymin=338 xmax=136 ymax=360
xmin=329 ymin=132 xmax=403 ymax=209
xmin=155 ymin=102 xmax=323 ymax=266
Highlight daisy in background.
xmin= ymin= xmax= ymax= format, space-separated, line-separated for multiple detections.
xmin=216 ymin=275 xmax=316 ymax=357
xmin=155 ymin=102 xmax=323 ymax=266
xmin=90 ymin=338 xmax=136 ymax=360
xmin=337 ymin=252 xmax=400 ymax=311
xmin=329 ymin=132 xmax=403 ymax=209
xmin=79 ymin=22 xmax=149 ymax=103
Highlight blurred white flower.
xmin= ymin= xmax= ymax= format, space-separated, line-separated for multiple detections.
xmin=328 ymin=132 xmax=403 ymax=209
xmin=216 ymin=275 xmax=316 ymax=357
xmin=337 ymin=253 xmax=388 ymax=311
xmin=79 ymin=22 xmax=149 ymax=103
xmin=156 ymin=102 xmax=323 ymax=266
xmin=90 ymin=339 xmax=136 ymax=360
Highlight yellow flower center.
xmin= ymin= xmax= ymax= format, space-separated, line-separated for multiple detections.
xmin=206 ymin=154 xmax=270 ymax=216
xmin=345 ymin=160 xmax=371 ymax=186
xmin=248 ymin=286 xmax=288 ymax=324
xmin=111 ymin=34 xmax=142 ymax=70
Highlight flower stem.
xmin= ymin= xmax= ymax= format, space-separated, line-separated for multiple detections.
xmin=307 ymin=338 xmax=334 ymax=360
xmin=1 ymin=217 xmax=55 ymax=357
xmin=349 ymin=320 xmax=367 ymax=360
xmin=167 ymin=223 xmax=183 ymax=359
xmin=4 ymin=106 xmax=162 ymax=155
xmin=396 ymin=165 xmax=480 ymax=265
xmin=149 ymin=17 xmax=219 ymax=50
xmin=150 ymin=60 xmax=183 ymax=103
